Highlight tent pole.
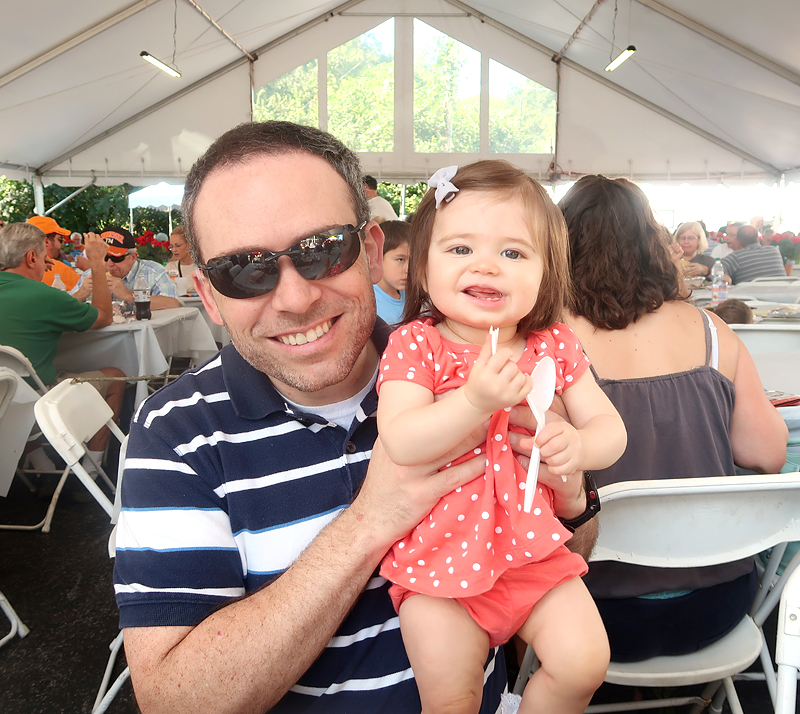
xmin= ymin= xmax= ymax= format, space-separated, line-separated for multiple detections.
xmin=552 ymin=59 xmax=561 ymax=189
xmin=169 ymin=208 xmax=173 ymax=235
xmin=32 ymin=174 xmax=45 ymax=216
xmin=129 ymin=209 xmax=134 ymax=234
xmin=44 ymin=176 xmax=96 ymax=216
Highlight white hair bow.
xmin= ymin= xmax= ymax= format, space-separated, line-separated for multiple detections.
xmin=428 ymin=166 xmax=459 ymax=209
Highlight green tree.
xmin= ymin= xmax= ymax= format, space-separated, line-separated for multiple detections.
xmin=378 ymin=181 xmax=428 ymax=218
xmin=254 ymin=60 xmax=318 ymax=126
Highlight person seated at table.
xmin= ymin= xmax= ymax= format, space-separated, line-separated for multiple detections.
xmin=706 ymin=298 xmax=753 ymax=325
xmin=101 ymin=226 xmax=180 ymax=310
xmin=165 ymin=226 xmax=196 ymax=279
xmin=558 ymin=175 xmax=788 ymax=663
xmin=720 ymin=224 xmax=786 ymax=284
xmin=674 ymin=221 xmax=715 ymax=279
xmin=26 ymin=215 xmax=82 ymax=292
xmin=0 ymin=222 xmax=126 ymax=473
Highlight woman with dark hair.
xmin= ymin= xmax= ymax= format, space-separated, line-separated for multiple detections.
xmin=559 ymin=175 xmax=787 ymax=662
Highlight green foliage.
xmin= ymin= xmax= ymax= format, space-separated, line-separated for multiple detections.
xmin=490 ymin=85 xmax=555 ymax=154
xmin=378 ymin=181 xmax=429 ymax=218
xmin=254 ymin=60 xmax=318 ymax=126
xmin=328 ymin=29 xmax=393 ymax=151
xmin=0 ymin=176 xmax=175 ymax=236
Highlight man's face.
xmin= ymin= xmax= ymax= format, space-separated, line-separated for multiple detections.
xmin=105 ymin=252 xmax=136 ymax=278
xmin=194 ymin=152 xmax=384 ymax=406
xmin=724 ymin=226 xmax=742 ymax=251
xmin=44 ymin=234 xmax=62 ymax=259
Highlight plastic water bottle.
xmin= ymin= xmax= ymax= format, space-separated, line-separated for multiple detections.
xmin=711 ymin=259 xmax=727 ymax=306
xmin=51 ymin=273 xmax=67 ymax=291
xmin=133 ymin=273 xmax=151 ymax=320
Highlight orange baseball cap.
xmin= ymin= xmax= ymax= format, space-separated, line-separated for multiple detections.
xmin=101 ymin=226 xmax=136 ymax=257
xmin=27 ymin=215 xmax=71 ymax=236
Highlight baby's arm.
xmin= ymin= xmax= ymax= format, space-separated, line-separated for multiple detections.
xmin=378 ymin=336 xmax=533 ymax=466
xmin=536 ymin=369 xmax=627 ymax=476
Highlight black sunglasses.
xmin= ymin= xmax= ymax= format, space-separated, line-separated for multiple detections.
xmin=198 ymin=222 xmax=366 ymax=299
xmin=105 ymin=253 xmax=128 ymax=263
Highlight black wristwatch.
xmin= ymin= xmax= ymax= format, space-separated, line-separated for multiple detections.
xmin=557 ymin=471 xmax=601 ymax=533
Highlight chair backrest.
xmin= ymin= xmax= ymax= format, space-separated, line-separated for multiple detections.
xmin=0 ymin=345 xmax=48 ymax=394
xmin=591 ymin=474 xmax=800 ymax=568
xmin=747 ymin=276 xmax=800 ymax=284
xmin=0 ymin=370 xmax=18 ymax=421
xmin=33 ymin=379 xmax=115 ymax=468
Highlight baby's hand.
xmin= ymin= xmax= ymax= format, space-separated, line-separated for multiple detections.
xmin=464 ymin=335 xmax=533 ymax=414
xmin=536 ymin=421 xmax=584 ymax=477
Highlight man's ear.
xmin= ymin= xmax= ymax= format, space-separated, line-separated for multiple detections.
xmin=194 ymin=270 xmax=225 ymax=327
xmin=362 ymin=221 xmax=384 ymax=285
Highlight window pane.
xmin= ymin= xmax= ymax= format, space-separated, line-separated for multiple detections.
xmin=328 ymin=19 xmax=394 ymax=152
xmin=414 ymin=20 xmax=480 ymax=153
xmin=254 ymin=60 xmax=318 ymax=126
xmin=489 ymin=60 xmax=555 ymax=154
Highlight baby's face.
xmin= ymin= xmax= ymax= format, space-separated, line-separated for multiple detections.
xmin=425 ymin=191 xmax=543 ymax=343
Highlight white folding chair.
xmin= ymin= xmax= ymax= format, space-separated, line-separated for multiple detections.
xmin=33 ymin=379 xmax=125 ymax=518
xmin=512 ymin=474 xmax=800 ymax=713
xmin=0 ymin=371 xmax=31 ymax=648
xmin=0 ymin=344 xmax=48 ymax=395
xmin=775 ymin=565 xmax=800 ymax=714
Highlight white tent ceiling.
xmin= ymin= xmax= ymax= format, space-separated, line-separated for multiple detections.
xmin=2 ymin=0 xmax=799 ymax=190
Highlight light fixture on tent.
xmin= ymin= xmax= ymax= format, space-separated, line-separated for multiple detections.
xmin=605 ymin=45 xmax=636 ymax=71
xmin=140 ymin=51 xmax=181 ymax=78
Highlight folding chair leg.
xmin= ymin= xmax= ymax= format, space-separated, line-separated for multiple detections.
xmin=722 ymin=677 xmax=744 ymax=714
xmin=0 ymin=466 xmax=69 ymax=532
xmin=0 ymin=590 xmax=30 ymax=648
xmin=775 ymin=664 xmax=798 ymax=714
xmin=15 ymin=468 xmax=36 ymax=493
xmin=512 ymin=645 xmax=537 ymax=696
xmin=93 ymin=667 xmax=130 ymax=714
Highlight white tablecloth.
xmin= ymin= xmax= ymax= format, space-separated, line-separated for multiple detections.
xmin=0 ymin=368 xmax=38 ymax=497
xmin=693 ymin=284 xmax=800 ymax=304
xmin=54 ymin=307 xmax=219 ymax=406
xmin=730 ymin=323 xmax=800 ymax=354
xmin=179 ymin=296 xmax=230 ymax=347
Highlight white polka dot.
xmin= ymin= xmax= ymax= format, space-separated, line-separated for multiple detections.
xmin=481 ymin=511 xmax=489 ymax=520
xmin=429 ymin=571 xmax=436 ymax=577
xmin=418 ymin=535 xmax=423 ymax=543
xmin=504 ymin=406 xmax=512 ymax=412
xmin=410 ymin=577 xmax=416 ymax=583
xmin=540 ymin=342 xmax=547 ymax=349
xmin=493 ymin=463 xmax=500 ymax=472
xmin=495 ymin=527 xmax=502 ymax=534
xmin=417 ymin=559 xmax=425 ymax=566
xmin=472 ymin=563 xmax=481 ymax=571
xmin=427 ymin=352 xmax=433 ymax=359
xmin=461 ymin=542 xmax=468 ymax=549
xmin=565 ymin=374 xmax=573 ymax=382
xmin=406 ymin=371 xmax=415 ymax=379
xmin=501 ymin=445 xmax=508 ymax=451
xmin=392 ymin=560 xmax=397 ymax=567
xmin=416 ymin=335 xmax=424 ymax=342
xmin=504 ymin=493 xmax=509 ymax=501
xmin=410 ymin=343 xmax=417 ymax=351
xmin=446 ymin=556 xmax=453 ymax=563
xmin=397 ymin=352 xmax=403 ymax=359
xmin=512 ymin=538 xmax=517 ymax=545
xmin=494 ymin=434 xmax=503 ymax=442
xmin=458 ymin=515 xmax=465 ymax=521
xmin=443 ymin=504 xmax=448 ymax=510
xmin=533 ymin=508 xmax=541 ymax=516
xmin=527 ymin=531 xmax=534 ymax=539
xmin=519 ymin=481 xmax=525 ymax=490
xmin=491 ymin=569 xmax=495 ymax=577
xmin=433 ymin=580 xmax=439 ymax=587
xmin=553 ymin=328 xmax=560 ymax=334
xmin=471 ymin=494 xmax=479 ymax=501
xmin=383 ymin=365 xmax=389 ymax=371
xmin=473 ymin=448 xmax=481 ymax=455
xmin=525 ymin=551 xmax=532 ymax=557
xmin=559 ymin=342 xmax=565 ymax=349
xmin=487 ymin=542 xmax=492 ymax=549
xmin=474 ymin=524 xmax=479 ymax=532
xmin=406 ymin=567 xmax=413 ymax=573
xmin=398 ymin=542 xmax=405 ymax=549
xmin=434 ymin=363 xmax=440 ymax=371
xmin=552 ymin=533 xmax=561 ymax=541
xmin=461 ymin=581 xmax=469 ymax=589
xmin=401 ymin=329 xmax=407 ymax=336
xmin=445 ymin=532 xmax=452 ymax=538
xmin=505 ymin=554 xmax=513 ymax=561
xmin=455 ymin=486 xmax=462 ymax=492
xmin=429 ymin=521 xmax=436 ymax=529
xmin=485 ymin=458 xmax=490 ymax=467
xmin=449 ymin=567 xmax=454 ymax=574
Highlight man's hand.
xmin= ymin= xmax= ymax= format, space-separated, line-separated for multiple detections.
xmin=72 ymin=273 xmax=93 ymax=302
xmin=107 ymin=273 xmax=133 ymax=302
xmin=464 ymin=335 xmax=533 ymax=414
xmin=83 ymin=232 xmax=107 ymax=263
xmin=351 ymin=434 xmax=486 ymax=551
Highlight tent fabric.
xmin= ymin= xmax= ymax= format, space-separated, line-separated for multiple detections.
xmin=128 ymin=182 xmax=185 ymax=209
xmin=1 ymin=0 xmax=799 ymax=188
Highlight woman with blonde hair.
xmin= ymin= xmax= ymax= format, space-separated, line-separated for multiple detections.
xmin=674 ymin=221 xmax=714 ymax=278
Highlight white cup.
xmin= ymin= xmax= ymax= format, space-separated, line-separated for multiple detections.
xmin=174 ymin=276 xmax=188 ymax=296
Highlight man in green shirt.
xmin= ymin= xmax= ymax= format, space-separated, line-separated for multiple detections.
xmin=0 ymin=222 xmax=126 ymax=462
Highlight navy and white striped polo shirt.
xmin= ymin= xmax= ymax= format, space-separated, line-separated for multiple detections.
xmin=114 ymin=331 xmax=505 ymax=712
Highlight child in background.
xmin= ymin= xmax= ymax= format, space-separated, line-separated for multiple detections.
xmin=374 ymin=220 xmax=410 ymax=325
xmin=376 ymin=161 xmax=626 ymax=714
xmin=706 ymin=298 xmax=753 ymax=324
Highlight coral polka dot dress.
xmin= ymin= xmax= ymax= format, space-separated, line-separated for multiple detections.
xmin=377 ymin=318 xmax=591 ymax=599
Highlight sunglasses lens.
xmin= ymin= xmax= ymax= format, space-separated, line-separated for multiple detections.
xmin=106 ymin=254 xmax=126 ymax=263
xmin=202 ymin=225 xmax=362 ymax=299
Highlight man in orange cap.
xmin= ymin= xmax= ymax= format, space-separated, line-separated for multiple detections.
xmin=26 ymin=215 xmax=81 ymax=292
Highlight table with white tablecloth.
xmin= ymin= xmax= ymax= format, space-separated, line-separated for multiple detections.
xmin=0 ymin=368 xmax=38 ymax=497
xmin=54 ymin=307 xmax=219 ymax=406
xmin=179 ymin=296 xmax=230 ymax=347
xmin=692 ymin=283 xmax=800 ymax=305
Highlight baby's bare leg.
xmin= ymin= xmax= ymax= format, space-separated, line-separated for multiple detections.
xmin=399 ymin=594 xmax=490 ymax=714
xmin=515 ymin=576 xmax=609 ymax=714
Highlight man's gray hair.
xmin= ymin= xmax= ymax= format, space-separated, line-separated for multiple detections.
xmin=0 ymin=222 xmax=46 ymax=271
xmin=181 ymin=121 xmax=370 ymax=265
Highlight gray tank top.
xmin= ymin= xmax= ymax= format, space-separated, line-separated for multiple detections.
xmin=583 ymin=308 xmax=753 ymax=598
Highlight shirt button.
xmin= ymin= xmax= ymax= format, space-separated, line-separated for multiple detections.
xmin=346 ymin=441 xmax=357 ymax=454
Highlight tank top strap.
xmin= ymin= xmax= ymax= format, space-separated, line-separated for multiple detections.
xmin=698 ymin=306 xmax=719 ymax=370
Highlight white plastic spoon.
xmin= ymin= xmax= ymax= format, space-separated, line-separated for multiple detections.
xmin=523 ymin=356 xmax=556 ymax=513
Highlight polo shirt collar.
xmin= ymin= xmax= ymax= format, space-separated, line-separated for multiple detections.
xmin=223 ymin=318 xmax=392 ymax=421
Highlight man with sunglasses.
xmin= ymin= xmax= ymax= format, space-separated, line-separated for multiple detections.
xmin=113 ymin=122 xmax=514 ymax=714
xmin=100 ymin=226 xmax=180 ymax=310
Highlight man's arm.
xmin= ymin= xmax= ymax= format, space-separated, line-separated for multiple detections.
xmin=83 ymin=233 xmax=114 ymax=328
xmin=124 ymin=437 xmax=485 ymax=714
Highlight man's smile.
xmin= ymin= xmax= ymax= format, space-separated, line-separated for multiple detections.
xmin=274 ymin=318 xmax=334 ymax=345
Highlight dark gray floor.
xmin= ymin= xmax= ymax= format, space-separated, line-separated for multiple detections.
xmin=0 ymin=467 xmax=792 ymax=714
